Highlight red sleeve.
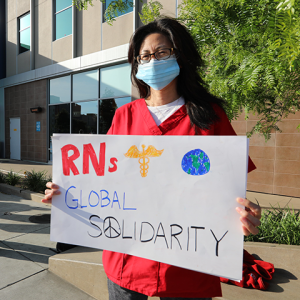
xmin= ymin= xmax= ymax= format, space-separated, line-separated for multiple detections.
xmin=213 ymin=105 xmax=256 ymax=173
xmin=107 ymin=110 xmax=118 ymax=135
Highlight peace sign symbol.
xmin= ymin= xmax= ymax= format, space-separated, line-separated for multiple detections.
xmin=103 ymin=217 xmax=121 ymax=238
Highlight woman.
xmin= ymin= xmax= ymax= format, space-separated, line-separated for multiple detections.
xmin=44 ymin=18 xmax=261 ymax=300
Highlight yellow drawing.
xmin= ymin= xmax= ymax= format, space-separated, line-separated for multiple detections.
xmin=124 ymin=145 xmax=164 ymax=177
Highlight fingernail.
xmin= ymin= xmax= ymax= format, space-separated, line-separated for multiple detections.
xmin=237 ymin=197 xmax=244 ymax=203
xmin=52 ymin=184 xmax=58 ymax=189
xmin=236 ymin=207 xmax=242 ymax=213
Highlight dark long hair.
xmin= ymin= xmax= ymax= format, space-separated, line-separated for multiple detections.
xmin=128 ymin=17 xmax=225 ymax=131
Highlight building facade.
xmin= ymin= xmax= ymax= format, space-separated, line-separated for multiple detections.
xmin=0 ymin=0 xmax=299 ymax=197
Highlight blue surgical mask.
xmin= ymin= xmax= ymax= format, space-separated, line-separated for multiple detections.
xmin=136 ymin=56 xmax=180 ymax=90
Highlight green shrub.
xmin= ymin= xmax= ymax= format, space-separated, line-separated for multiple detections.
xmin=245 ymin=206 xmax=300 ymax=245
xmin=22 ymin=170 xmax=52 ymax=193
xmin=0 ymin=172 xmax=6 ymax=183
xmin=5 ymin=171 xmax=21 ymax=186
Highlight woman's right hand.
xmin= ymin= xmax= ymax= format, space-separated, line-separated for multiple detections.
xmin=42 ymin=182 xmax=61 ymax=204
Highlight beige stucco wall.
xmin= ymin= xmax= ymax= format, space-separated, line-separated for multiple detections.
xmin=76 ymin=1 xmax=102 ymax=57
xmin=35 ymin=0 xmax=52 ymax=68
xmin=6 ymin=18 xmax=17 ymax=77
xmin=102 ymin=12 xmax=133 ymax=50
xmin=159 ymin=0 xmax=176 ymax=17
xmin=52 ymin=35 xmax=72 ymax=63
xmin=17 ymin=0 xmax=30 ymax=17
xmin=17 ymin=50 xmax=31 ymax=73
xmin=7 ymin=0 xmax=16 ymax=22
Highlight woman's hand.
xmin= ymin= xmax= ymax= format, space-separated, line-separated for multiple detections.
xmin=236 ymin=197 xmax=261 ymax=236
xmin=42 ymin=182 xmax=61 ymax=204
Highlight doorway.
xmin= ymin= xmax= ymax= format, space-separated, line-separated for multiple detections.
xmin=10 ymin=118 xmax=21 ymax=160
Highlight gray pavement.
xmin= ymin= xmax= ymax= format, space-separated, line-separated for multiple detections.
xmin=0 ymin=159 xmax=52 ymax=177
xmin=0 ymin=191 xmax=96 ymax=300
xmin=1 ymin=159 xmax=300 ymax=300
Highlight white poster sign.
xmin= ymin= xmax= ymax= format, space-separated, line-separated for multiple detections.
xmin=50 ymin=134 xmax=249 ymax=280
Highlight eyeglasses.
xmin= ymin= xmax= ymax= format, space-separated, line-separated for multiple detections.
xmin=136 ymin=48 xmax=176 ymax=64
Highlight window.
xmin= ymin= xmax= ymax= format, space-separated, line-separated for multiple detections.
xmin=50 ymin=75 xmax=71 ymax=104
xmin=19 ymin=13 xmax=30 ymax=54
xmin=73 ymin=70 xmax=98 ymax=101
xmin=103 ymin=0 xmax=133 ymax=22
xmin=100 ymin=64 xmax=131 ymax=98
xmin=54 ymin=0 xmax=72 ymax=40
xmin=48 ymin=64 xmax=132 ymax=161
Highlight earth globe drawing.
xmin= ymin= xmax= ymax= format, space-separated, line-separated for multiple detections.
xmin=181 ymin=149 xmax=210 ymax=175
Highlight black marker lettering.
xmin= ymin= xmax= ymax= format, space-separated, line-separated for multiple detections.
xmin=154 ymin=222 xmax=169 ymax=249
xmin=103 ymin=216 xmax=121 ymax=238
xmin=122 ymin=219 xmax=132 ymax=239
xmin=88 ymin=215 xmax=102 ymax=238
xmin=210 ymin=229 xmax=228 ymax=257
xmin=187 ymin=227 xmax=189 ymax=251
xmin=140 ymin=222 xmax=155 ymax=242
xmin=134 ymin=221 xmax=136 ymax=240
xmin=170 ymin=224 xmax=183 ymax=250
xmin=191 ymin=226 xmax=205 ymax=251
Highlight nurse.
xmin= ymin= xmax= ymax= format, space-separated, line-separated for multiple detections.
xmin=44 ymin=17 xmax=261 ymax=300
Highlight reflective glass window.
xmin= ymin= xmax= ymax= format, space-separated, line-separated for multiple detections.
xmin=100 ymin=64 xmax=131 ymax=98
xmin=20 ymin=28 xmax=30 ymax=52
xmin=19 ymin=13 xmax=30 ymax=54
xmin=50 ymin=76 xmax=71 ymax=104
xmin=49 ymin=104 xmax=70 ymax=147
xmin=55 ymin=7 xmax=72 ymax=40
xmin=55 ymin=0 xmax=72 ymax=13
xmin=103 ymin=0 xmax=133 ymax=21
xmin=72 ymin=101 xmax=98 ymax=134
xmin=99 ymin=97 xmax=131 ymax=134
xmin=73 ymin=70 xmax=98 ymax=102
xmin=20 ymin=14 xmax=30 ymax=30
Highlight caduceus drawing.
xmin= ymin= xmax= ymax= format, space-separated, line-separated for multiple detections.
xmin=124 ymin=145 xmax=164 ymax=177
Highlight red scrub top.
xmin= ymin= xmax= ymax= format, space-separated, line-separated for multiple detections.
xmin=103 ymin=98 xmax=256 ymax=298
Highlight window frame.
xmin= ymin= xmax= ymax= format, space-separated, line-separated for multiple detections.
xmin=48 ymin=63 xmax=132 ymax=162
xmin=53 ymin=0 xmax=73 ymax=41
xmin=102 ymin=0 xmax=133 ymax=23
xmin=18 ymin=12 xmax=30 ymax=55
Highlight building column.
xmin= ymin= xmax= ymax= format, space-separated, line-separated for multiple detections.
xmin=30 ymin=0 xmax=35 ymax=70
xmin=72 ymin=5 xmax=77 ymax=58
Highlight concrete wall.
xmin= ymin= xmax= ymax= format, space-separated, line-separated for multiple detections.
xmin=17 ymin=0 xmax=30 ymax=17
xmin=17 ymin=49 xmax=30 ymax=73
xmin=5 ymin=79 xmax=47 ymax=162
xmin=231 ymin=112 xmax=300 ymax=198
xmin=102 ymin=12 xmax=133 ymax=50
xmin=52 ymin=35 xmax=72 ymax=63
xmin=35 ymin=0 xmax=52 ymax=69
xmin=6 ymin=16 xmax=17 ymax=77
xmin=76 ymin=1 xmax=102 ymax=57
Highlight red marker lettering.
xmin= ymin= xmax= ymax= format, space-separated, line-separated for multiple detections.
xmin=108 ymin=157 xmax=118 ymax=173
xmin=83 ymin=143 xmax=106 ymax=176
xmin=61 ymin=144 xmax=80 ymax=176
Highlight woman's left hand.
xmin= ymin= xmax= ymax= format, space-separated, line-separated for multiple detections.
xmin=236 ymin=197 xmax=261 ymax=236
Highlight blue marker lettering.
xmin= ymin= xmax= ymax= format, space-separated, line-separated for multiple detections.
xmin=111 ymin=191 xmax=121 ymax=209
xmin=123 ymin=192 xmax=137 ymax=210
xmin=89 ymin=190 xmax=100 ymax=207
xmin=100 ymin=190 xmax=110 ymax=207
xmin=80 ymin=189 xmax=87 ymax=208
xmin=65 ymin=186 xmax=78 ymax=209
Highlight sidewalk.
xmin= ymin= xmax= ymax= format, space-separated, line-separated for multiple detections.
xmin=0 ymin=159 xmax=52 ymax=177
xmin=0 ymin=191 xmax=96 ymax=300
xmin=0 ymin=159 xmax=299 ymax=300
xmin=1 ymin=159 xmax=299 ymax=210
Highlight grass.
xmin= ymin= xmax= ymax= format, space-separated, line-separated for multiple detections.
xmin=245 ymin=206 xmax=300 ymax=246
xmin=0 ymin=172 xmax=6 ymax=183
xmin=22 ymin=170 xmax=52 ymax=193
xmin=5 ymin=170 xmax=21 ymax=186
